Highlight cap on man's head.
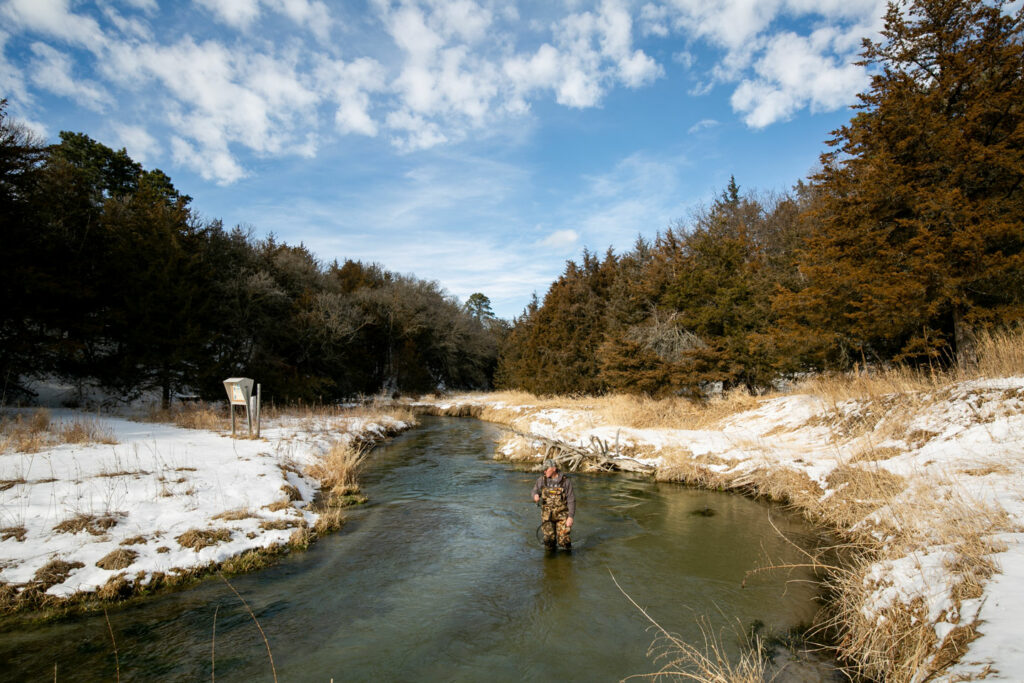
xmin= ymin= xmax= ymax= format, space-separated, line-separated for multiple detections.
xmin=543 ymin=459 xmax=557 ymax=469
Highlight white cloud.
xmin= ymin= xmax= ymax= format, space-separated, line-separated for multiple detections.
xmin=539 ymin=229 xmax=580 ymax=249
xmin=113 ymin=124 xmax=160 ymax=164
xmin=431 ymin=0 xmax=492 ymax=43
xmin=731 ymin=29 xmax=870 ymax=126
xmin=618 ymin=49 xmax=660 ymax=87
xmin=2 ymin=0 xmax=107 ymax=53
xmin=672 ymin=50 xmax=694 ymax=68
xmin=171 ymin=135 xmax=246 ymax=184
xmin=661 ymin=0 xmax=782 ymax=53
xmin=504 ymin=43 xmax=561 ymax=93
xmin=387 ymin=4 xmax=444 ymax=61
xmin=386 ymin=109 xmax=447 ymax=151
xmin=0 ymin=30 xmax=32 ymax=105
xmin=98 ymin=2 xmax=153 ymax=40
xmin=194 ymin=0 xmax=261 ymax=29
xmin=639 ymin=2 xmax=670 ymax=37
xmin=645 ymin=0 xmax=885 ymax=127
xmin=100 ymin=36 xmax=323 ymax=182
xmin=569 ymin=152 xmax=692 ymax=245
xmin=687 ymin=118 xmax=718 ymax=133
xmin=29 ymin=42 xmax=111 ymax=111
xmin=264 ymin=0 xmax=333 ymax=41
xmin=120 ymin=0 xmax=158 ymax=11
xmin=315 ymin=56 xmax=387 ymax=136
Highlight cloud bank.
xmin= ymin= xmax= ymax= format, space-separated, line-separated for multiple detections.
xmin=2 ymin=0 xmax=884 ymax=183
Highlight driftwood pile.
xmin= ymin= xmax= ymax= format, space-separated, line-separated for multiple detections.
xmin=516 ymin=429 xmax=654 ymax=473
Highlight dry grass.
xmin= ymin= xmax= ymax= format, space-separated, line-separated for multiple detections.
xmin=973 ymin=323 xmax=1024 ymax=378
xmin=176 ymin=528 xmax=232 ymax=551
xmin=1 ymin=526 xmax=27 ymax=542
xmin=119 ymin=535 xmax=147 ymax=546
xmin=33 ymin=559 xmax=85 ymax=588
xmin=212 ymin=508 xmax=255 ymax=521
xmin=264 ymin=499 xmax=294 ymax=513
xmin=655 ymin=448 xmax=733 ymax=490
xmin=0 ymin=409 xmax=116 ymax=452
xmin=312 ymin=508 xmax=345 ymax=535
xmin=258 ymin=519 xmax=297 ymax=531
xmin=95 ymin=549 xmax=138 ymax=570
xmin=817 ymin=465 xmax=907 ymax=533
xmin=53 ymin=513 xmax=122 ymax=536
xmin=475 ymin=388 xmax=766 ymax=431
xmin=58 ymin=418 xmax=117 ymax=444
xmin=264 ymin=399 xmax=415 ymax=423
xmin=144 ymin=402 xmax=227 ymax=430
xmin=306 ymin=441 xmax=367 ymax=497
xmin=97 ymin=573 xmax=133 ymax=601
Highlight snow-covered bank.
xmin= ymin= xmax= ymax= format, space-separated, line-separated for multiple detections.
xmin=412 ymin=381 xmax=1024 ymax=681
xmin=0 ymin=409 xmax=414 ymax=611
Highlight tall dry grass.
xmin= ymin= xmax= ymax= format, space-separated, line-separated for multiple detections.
xmin=973 ymin=323 xmax=1024 ymax=379
xmin=306 ymin=440 xmax=367 ymax=498
xmin=261 ymin=399 xmax=415 ymax=423
xmin=144 ymin=402 xmax=228 ymax=430
xmin=818 ymin=489 xmax=1010 ymax=682
xmin=0 ymin=409 xmax=117 ymax=453
xmin=480 ymin=387 xmax=764 ymax=431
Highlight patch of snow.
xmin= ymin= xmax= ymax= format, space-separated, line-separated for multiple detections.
xmin=0 ymin=409 xmax=412 ymax=599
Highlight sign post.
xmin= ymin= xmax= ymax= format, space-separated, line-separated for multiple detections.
xmin=222 ymin=378 xmax=256 ymax=437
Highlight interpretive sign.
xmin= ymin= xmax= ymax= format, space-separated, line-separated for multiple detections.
xmin=223 ymin=378 xmax=260 ymax=437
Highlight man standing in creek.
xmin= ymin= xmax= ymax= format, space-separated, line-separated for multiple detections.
xmin=532 ymin=458 xmax=575 ymax=550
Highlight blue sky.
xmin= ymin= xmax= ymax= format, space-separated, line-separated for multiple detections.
xmin=1 ymin=0 xmax=891 ymax=318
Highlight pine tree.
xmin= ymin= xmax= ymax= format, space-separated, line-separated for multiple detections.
xmin=780 ymin=0 xmax=1024 ymax=367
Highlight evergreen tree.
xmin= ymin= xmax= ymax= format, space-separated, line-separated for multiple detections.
xmin=780 ymin=0 xmax=1024 ymax=367
xmin=0 ymin=101 xmax=46 ymax=401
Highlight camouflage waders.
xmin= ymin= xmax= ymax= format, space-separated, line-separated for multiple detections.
xmin=540 ymin=483 xmax=571 ymax=549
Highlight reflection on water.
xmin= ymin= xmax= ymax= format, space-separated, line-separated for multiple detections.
xmin=0 ymin=417 xmax=839 ymax=681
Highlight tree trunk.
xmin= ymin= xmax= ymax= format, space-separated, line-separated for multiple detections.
xmin=953 ymin=307 xmax=977 ymax=369
xmin=161 ymin=361 xmax=171 ymax=410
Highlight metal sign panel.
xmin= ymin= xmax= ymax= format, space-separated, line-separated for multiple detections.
xmin=223 ymin=377 xmax=254 ymax=406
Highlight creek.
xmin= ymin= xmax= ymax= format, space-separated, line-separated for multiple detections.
xmin=0 ymin=416 xmax=840 ymax=681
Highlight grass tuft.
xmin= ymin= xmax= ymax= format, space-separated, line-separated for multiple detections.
xmin=306 ymin=441 xmax=367 ymax=497
xmin=53 ymin=513 xmax=122 ymax=536
xmin=212 ymin=508 xmax=255 ymax=521
xmin=33 ymin=559 xmax=85 ymax=588
xmin=176 ymin=528 xmax=232 ymax=551
xmin=119 ymin=535 xmax=147 ymax=546
xmin=95 ymin=549 xmax=138 ymax=570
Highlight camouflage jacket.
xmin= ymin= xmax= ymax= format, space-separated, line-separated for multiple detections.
xmin=532 ymin=472 xmax=576 ymax=517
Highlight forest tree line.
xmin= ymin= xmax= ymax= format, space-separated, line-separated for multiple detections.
xmin=496 ymin=0 xmax=1024 ymax=396
xmin=1 ymin=112 xmax=504 ymax=407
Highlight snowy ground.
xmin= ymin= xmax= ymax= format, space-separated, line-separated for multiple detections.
xmin=0 ymin=409 xmax=413 ymax=603
xmin=414 ymin=379 xmax=1024 ymax=681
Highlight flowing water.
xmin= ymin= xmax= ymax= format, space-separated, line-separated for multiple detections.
xmin=0 ymin=417 xmax=840 ymax=681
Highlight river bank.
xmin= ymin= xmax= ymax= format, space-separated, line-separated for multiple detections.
xmin=0 ymin=404 xmax=416 ymax=616
xmin=409 ymin=378 xmax=1024 ymax=682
